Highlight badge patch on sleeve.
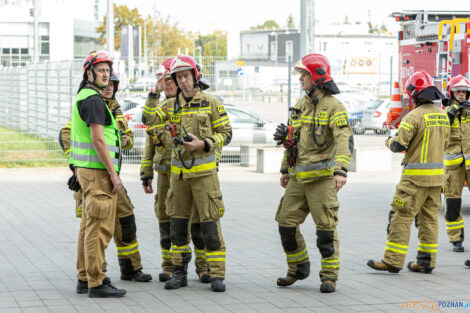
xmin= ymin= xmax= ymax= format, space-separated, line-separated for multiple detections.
xmin=217 ymin=106 xmax=226 ymax=113
xmin=336 ymin=119 xmax=347 ymax=127
xmin=394 ymin=199 xmax=404 ymax=207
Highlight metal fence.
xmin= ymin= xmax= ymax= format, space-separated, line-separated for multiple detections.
xmin=0 ymin=56 xmax=393 ymax=166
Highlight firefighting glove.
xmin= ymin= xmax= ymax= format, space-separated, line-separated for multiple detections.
xmin=461 ymin=100 xmax=470 ymax=109
xmin=442 ymin=98 xmax=452 ymax=107
xmin=273 ymin=123 xmax=288 ymax=145
xmin=448 ymin=103 xmax=463 ymax=125
xmin=67 ymin=175 xmax=81 ymax=192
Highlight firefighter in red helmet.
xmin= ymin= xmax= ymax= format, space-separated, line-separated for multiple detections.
xmin=144 ymin=55 xmax=232 ymax=292
xmin=272 ymin=53 xmax=354 ymax=293
xmin=70 ymin=50 xmax=126 ymax=297
xmin=368 ymin=71 xmax=449 ymax=274
xmin=443 ymin=74 xmax=470 ymax=254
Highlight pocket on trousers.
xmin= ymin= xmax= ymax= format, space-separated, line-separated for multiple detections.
xmin=391 ymin=184 xmax=417 ymax=211
xmin=324 ymin=201 xmax=340 ymax=228
xmin=197 ymin=114 xmax=212 ymax=138
xmin=209 ymin=190 xmax=225 ymax=219
xmin=275 ymin=196 xmax=284 ymax=222
xmin=87 ymin=192 xmax=112 ymax=219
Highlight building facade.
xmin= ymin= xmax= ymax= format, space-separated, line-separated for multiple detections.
xmin=0 ymin=0 xmax=104 ymax=67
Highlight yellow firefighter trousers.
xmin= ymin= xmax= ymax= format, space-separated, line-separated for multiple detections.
xmin=444 ymin=166 xmax=467 ymax=243
xmin=383 ymin=180 xmax=441 ymax=269
xmin=167 ymin=174 xmax=226 ymax=279
xmin=76 ymin=168 xmax=117 ymax=288
xmin=276 ymin=177 xmax=340 ymax=282
xmin=156 ymin=172 xmax=209 ymax=274
xmin=75 ymin=186 xmax=143 ymax=276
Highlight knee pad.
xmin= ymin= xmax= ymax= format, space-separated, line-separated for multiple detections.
xmin=191 ymin=223 xmax=205 ymax=250
xmin=416 ymin=251 xmax=432 ymax=268
xmin=170 ymin=218 xmax=189 ymax=246
xmin=316 ymin=230 xmax=335 ymax=258
xmin=119 ymin=214 xmax=136 ymax=243
xmin=387 ymin=210 xmax=395 ymax=235
xmin=201 ymin=221 xmax=221 ymax=251
xmin=445 ymin=198 xmax=462 ymax=221
xmin=278 ymin=226 xmax=298 ymax=251
xmin=159 ymin=222 xmax=171 ymax=250
xmin=295 ymin=261 xmax=310 ymax=279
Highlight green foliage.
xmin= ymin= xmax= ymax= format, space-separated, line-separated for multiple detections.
xmin=250 ymin=20 xmax=280 ymax=30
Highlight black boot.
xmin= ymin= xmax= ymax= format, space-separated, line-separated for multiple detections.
xmin=320 ymin=280 xmax=336 ymax=293
xmin=121 ymin=270 xmax=152 ymax=282
xmin=367 ymin=259 xmax=400 ymax=273
xmin=407 ymin=262 xmax=433 ymax=274
xmin=210 ymin=277 xmax=226 ymax=292
xmin=452 ymin=241 xmax=464 ymax=252
xmin=88 ymin=279 xmax=126 ymax=298
xmin=76 ymin=279 xmax=88 ymax=294
xmin=164 ymin=265 xmax=188 ymax=290
xmin=158 ymin=271 xmax=173 ymax=282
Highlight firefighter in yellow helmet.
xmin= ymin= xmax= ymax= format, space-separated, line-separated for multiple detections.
xmin=147 ymin=55 xmax=232 ymax=292
xmin=60 ymin=67 xmax=152 ymax=296
xmin=442 ymin=74 xmax=470 ymax=253
xmin=273 ymin=54 xmax=353 ymax=293
xmin=367 ymin=71 xmax=449 ymax=274
xmin=140 ymin=58 xmax=210 ymax=284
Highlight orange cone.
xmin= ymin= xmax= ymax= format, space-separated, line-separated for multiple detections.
xmin=386 ymin=82 xmax=402 ymax=129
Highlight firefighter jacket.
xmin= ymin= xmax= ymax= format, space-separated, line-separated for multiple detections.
xmin=280 ymin=90 xmax=354 ymax=183
xmin=444 ymin=100 xmax=470 ymax=170
xmin=152 ymin=89 xmax=232 ymax=179
xmin=59 ymin=98 xmax=133 ymax=160
xmin=140 ymin=97 xmax=173 ymax=179
xmin=387 ymin=101 xmax=450 ymax=187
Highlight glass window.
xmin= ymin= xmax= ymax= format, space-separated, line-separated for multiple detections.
xmin=2 ymin=48 xmax=9 ymax=54
xmin=12 ymin=48 xmax=19 ymax=54
xmin=21 ymin=48 xmax=28 ymax=54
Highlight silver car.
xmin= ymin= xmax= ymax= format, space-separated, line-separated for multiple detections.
xmin=356 ymin=99 xmax=391 ymax=135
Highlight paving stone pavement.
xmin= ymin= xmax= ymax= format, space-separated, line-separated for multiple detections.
xmin=1 ymin=164 xmax=470 ymax=313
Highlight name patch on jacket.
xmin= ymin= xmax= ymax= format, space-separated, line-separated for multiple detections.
xmin=170 ymin=115 xmax=181 ymax=123
xmin=424 ymin=113 xmax=449 ymax=128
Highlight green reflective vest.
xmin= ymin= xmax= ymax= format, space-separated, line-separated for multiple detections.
xmin=69 ymin=88 xmax=121 ymax=173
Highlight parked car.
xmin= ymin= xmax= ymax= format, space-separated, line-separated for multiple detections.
xmin=355 ymin=99 xmax=391 ymax=135
xmin=123 ymin=108 xmax=147 ymax=157
xmin=120 ymin=97 xmax=146 ymax=113
xmin=336 ymin=93 xmax=375 ymax=134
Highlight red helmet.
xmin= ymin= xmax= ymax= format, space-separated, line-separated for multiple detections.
xmin=448 ymin=74 xmax=470 ymax=98
xmin=156 ymin=57 xmax=174 ymax=80
xmin=170 ymin=55 xmax=200 ymax=81
xmin=83 ymin=50 xmax=113 ymax=73
xmin=405 ymin=71 xmax=435 ymax=100
xmin=293 ymin=54 xmax=332 ymax=85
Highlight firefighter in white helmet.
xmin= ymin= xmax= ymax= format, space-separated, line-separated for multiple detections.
xmin=443 ymin=75 xmax=470 ymax=253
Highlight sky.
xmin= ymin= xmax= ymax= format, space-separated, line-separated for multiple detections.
xmin=114 ymin=0 xmax=470 ymax=57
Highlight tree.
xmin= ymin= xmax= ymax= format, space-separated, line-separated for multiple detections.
xmin=96 ymin=4 xmax=144 ymax=51
xmin=286 ymin=14 xmax=295 ymax=29
xmin=367 ymin=21 xmax=379 ymax=34
xmin=192 ymin=30 xmax=227 ymax=57
xmin=250 ymin=20 xmax=280 ymax=30
xmin=145 ymin=15 xmax=193 ymax=56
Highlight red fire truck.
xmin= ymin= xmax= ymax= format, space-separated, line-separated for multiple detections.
xmin=386 ymin=10 xmax=470 ymax=129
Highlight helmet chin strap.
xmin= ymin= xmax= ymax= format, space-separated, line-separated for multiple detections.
xmin=306 ymin=85 xmax=319 ymax=105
